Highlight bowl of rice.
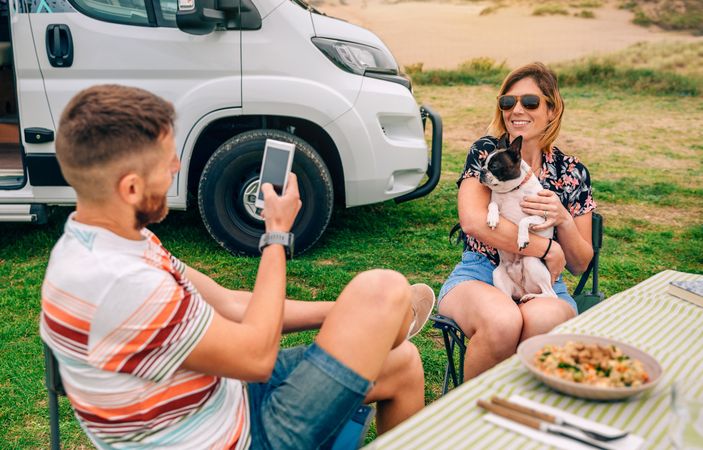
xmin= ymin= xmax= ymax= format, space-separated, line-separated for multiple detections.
xmin=517 ymin=334 xmax=663 ymax=400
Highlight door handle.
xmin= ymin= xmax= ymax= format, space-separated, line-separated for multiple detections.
xmin=45 ymin=24 xmax=73 ymax=68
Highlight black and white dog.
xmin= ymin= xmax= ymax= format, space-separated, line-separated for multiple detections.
xmin=479 ymin=135 xmax=557 ymax=302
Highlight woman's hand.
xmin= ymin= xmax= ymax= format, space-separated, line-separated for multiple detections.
xmin=543 ymin=239 xmax=566 ymax=284
xmin=521 ymin=189 xmax=571 ymax=230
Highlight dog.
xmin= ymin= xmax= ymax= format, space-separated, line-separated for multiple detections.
xmin=478 ymin=135 xmax=558 ymax=302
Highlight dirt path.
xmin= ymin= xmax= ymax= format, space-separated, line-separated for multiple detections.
xmin=317 ymin=1 xmax=703 ymax=69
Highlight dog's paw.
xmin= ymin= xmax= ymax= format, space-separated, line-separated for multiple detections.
xmin=486 ymin=212 xmax=499 ymax=229
xmin=517 ymin=230 xmax=530 ymax=249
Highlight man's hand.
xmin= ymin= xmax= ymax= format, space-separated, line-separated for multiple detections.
xmin=543 ymin=239 xmax=566 ymax=284
xmin=261 ymin=173 xmax=302 ymax=233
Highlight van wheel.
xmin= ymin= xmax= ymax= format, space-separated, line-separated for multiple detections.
xmin=198 ymin=129 xmax=334 ymax=256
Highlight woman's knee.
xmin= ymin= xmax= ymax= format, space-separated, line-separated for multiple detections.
xmin=480 ymin=306 xmax=523 ymax=352
xmin=520 ymin=299 xmax=575 ymax=339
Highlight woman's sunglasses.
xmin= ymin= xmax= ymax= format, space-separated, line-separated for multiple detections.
xmin=497 ymin=94 xmax=549 ymax=111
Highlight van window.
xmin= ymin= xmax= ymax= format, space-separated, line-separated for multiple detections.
xmin=154 ymin=0 xmax=176 ymax=27
xmin=70 ymin=0 xmax=150 ymax=26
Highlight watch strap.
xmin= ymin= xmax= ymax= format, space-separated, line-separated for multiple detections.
xmin=258 ymin=232 xmax=294 ymax=259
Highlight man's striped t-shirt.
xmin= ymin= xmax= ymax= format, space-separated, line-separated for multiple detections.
xmin=40 ymin=215 xmax=250 ymax=449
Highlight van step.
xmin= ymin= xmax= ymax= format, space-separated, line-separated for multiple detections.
xmin=0 ymin=204 xmax=47 ymax=223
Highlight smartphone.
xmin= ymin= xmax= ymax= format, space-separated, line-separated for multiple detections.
xmin=255 ymin=139 xmax=296 ymax=209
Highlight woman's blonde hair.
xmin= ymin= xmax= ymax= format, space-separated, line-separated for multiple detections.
xmin=487 ymin=62 xmax=564 ymax=153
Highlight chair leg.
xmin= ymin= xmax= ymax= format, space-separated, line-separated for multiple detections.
xmin=48 ymin=390 xmax=60 ymax=450
xmin=442 ymin=330 xmax=458 ymax=395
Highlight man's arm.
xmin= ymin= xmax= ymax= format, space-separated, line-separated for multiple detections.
xmin=185 ymin=265 xmax=333 ymax=333
xmin=180 ymin=175 xmax=302 ymax=381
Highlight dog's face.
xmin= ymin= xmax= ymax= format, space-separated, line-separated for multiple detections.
xmin=479 ymin=135 xmax=523 ymax=191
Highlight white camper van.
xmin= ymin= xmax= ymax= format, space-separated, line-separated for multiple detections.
xmin=0 ymin=0 xmax=441 ymax=255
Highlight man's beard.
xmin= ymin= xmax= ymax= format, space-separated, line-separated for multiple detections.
xmin=134 ymin=192 xmax=168 ymax=230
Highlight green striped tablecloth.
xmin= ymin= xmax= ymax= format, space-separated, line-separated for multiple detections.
xmin=366 ymin=270 xmax=703 ymax=450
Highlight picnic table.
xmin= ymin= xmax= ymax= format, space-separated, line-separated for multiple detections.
xmin=366 ymin=270 xmax=703 ymax=449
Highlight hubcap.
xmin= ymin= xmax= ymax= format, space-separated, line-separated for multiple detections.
xmin=242 ymin=179 xmax=264 ymax=221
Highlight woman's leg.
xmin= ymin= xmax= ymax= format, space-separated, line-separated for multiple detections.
xmin=519 ymin=297 xmax=576 ymax=341
xmin=438 ymin=281 xmax=523 ymax=380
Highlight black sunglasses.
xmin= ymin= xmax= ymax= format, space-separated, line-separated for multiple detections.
xmin=497 ymin=94 xmax=549 ymax=111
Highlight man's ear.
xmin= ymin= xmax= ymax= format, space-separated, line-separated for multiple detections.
xmin=508 ymin=135 xmax=523 ymax=160
xmin=116 ymin=173 xmax=144 ymax=206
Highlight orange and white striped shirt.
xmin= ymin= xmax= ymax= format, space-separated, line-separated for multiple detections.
xmin=40 ymin=215 xmax=249 ymax=449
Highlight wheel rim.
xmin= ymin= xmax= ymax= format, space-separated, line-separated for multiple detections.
xmin=222 ymin=164 xmax=265 ymax=235
xmin=241 ymin=178 xmax=264 ymax=221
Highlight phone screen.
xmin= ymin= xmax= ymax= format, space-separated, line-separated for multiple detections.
xmin=257 ymin=147 xmax=291 ymax=202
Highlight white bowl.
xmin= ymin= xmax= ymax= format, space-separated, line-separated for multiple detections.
xmin=517 ymin=334 xmax=663 ymax=400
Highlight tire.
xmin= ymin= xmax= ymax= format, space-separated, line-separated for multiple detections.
xmin=198 ymin=129 xmax=334 ymax=256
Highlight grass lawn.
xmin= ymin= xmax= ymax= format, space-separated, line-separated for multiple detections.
xmin=1 ymin=81 xmax=701 ymax=447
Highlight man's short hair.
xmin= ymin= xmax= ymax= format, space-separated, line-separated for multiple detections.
xmin=55 ymin=84 xmax=175 ymax=202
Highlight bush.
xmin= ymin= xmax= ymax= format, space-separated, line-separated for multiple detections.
xmin=413 ymin=57 xmax=700 ymax=97
xmin=404 ymin=62 xmax=424 ymax=75
xmin=570 ymin=0 xmax=602 ymax=7
xmin=574 ymin=9 xmax=595 ymax=18
xmin=410 ymin=57 xmax=508 ymax=86
xmin=533 ymin=4 xmax=569 ymax=16
xmin=557 ymin=60 xmax=699 ymax=96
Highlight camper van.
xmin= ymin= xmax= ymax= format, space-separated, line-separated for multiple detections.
xmin=0 ymin=0 xmax=441 ymax=255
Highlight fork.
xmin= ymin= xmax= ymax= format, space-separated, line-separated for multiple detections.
xmin=491 ymin=397 xmax=629 ymax=442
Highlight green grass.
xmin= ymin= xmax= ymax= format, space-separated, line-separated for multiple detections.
xmin=1 ymin=83 xmax=702 ymax=448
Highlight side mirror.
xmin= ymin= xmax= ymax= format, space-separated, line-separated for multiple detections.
xmin=176 ymin=0 xmax=224 ymax=36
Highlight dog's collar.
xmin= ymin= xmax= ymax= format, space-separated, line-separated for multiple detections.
xmin=509 ymin=168 xmax=533 ymax=192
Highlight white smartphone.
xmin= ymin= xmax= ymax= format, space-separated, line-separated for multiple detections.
xmin=254 ymin=139 xmax=296 ymax=209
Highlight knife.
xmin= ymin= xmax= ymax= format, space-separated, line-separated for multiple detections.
xmin=491 ymin=396 xmax=628 ymax=442
xmin=477 ymin=399 xmax=610 ymax=450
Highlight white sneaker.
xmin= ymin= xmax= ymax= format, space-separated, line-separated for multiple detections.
xmin=407 ymin=283 xmax=436 ymax=339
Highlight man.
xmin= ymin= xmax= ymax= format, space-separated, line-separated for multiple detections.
xmin=40 ymin=85 xmax=435 ymax=449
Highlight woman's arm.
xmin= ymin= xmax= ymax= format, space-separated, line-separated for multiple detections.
xmin=521 ymin=190 xmax=593 ymax=274
xmin=458 ymin=176 xmax=566 ymax=280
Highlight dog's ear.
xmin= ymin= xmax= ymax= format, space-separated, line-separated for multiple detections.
xmin=498 ymin=133 xmax=510 ymax=150
xmin=507 ymin=135 xmax=522 ymax=160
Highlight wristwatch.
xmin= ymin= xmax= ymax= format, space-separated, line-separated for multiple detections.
xmin=258 ymin=232 xmax=294 ymax=259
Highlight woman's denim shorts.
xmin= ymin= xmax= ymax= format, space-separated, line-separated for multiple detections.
xmin=438 ymin=251 xmax=578 ymax=314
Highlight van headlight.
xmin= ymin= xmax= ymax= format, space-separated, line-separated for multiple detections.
xmin=312 ymin=37 xmax=398 ymax=76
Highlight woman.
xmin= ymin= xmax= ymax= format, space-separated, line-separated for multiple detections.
xmin=437 ymin=62 xmax=596 ymax=380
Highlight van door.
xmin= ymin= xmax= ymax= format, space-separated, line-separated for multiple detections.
xmin=24 ymin=0 xmax=242 ymax=199
xmin=0 ymin=0 xmax=34 ymax=190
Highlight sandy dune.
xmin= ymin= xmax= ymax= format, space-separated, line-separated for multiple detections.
xmin=317 ymin=0 xmax=703 ymax=69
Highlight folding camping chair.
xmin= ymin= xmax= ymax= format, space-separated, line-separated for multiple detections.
xmin=430 ymin=212 xmax=604 ymax=395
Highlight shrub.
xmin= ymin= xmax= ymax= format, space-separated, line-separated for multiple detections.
xmin=533 ymin=4 xmax=570 ymax=16
xmin=575 ymin=9 xmax=595 ymax=18
xmin=404 ymin=62 xmax=424 ymax=75
xmin=570 ymin=0 xmax=602 ymax=7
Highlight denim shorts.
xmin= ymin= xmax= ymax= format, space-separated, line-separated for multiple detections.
xmin=246 ymin=342 xmax=372 ymax=450
xmin=438 ymin=251 xmax=578 ymax=313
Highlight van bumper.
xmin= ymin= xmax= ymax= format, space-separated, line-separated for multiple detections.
xmin=394 ymin=104 xmax=442 ymax=203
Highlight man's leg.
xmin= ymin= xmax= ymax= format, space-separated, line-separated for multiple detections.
xmin=315 ymin=269 xmax=422 ymax=432
xmin=363 ymin=340 xmax=424 ymax=432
